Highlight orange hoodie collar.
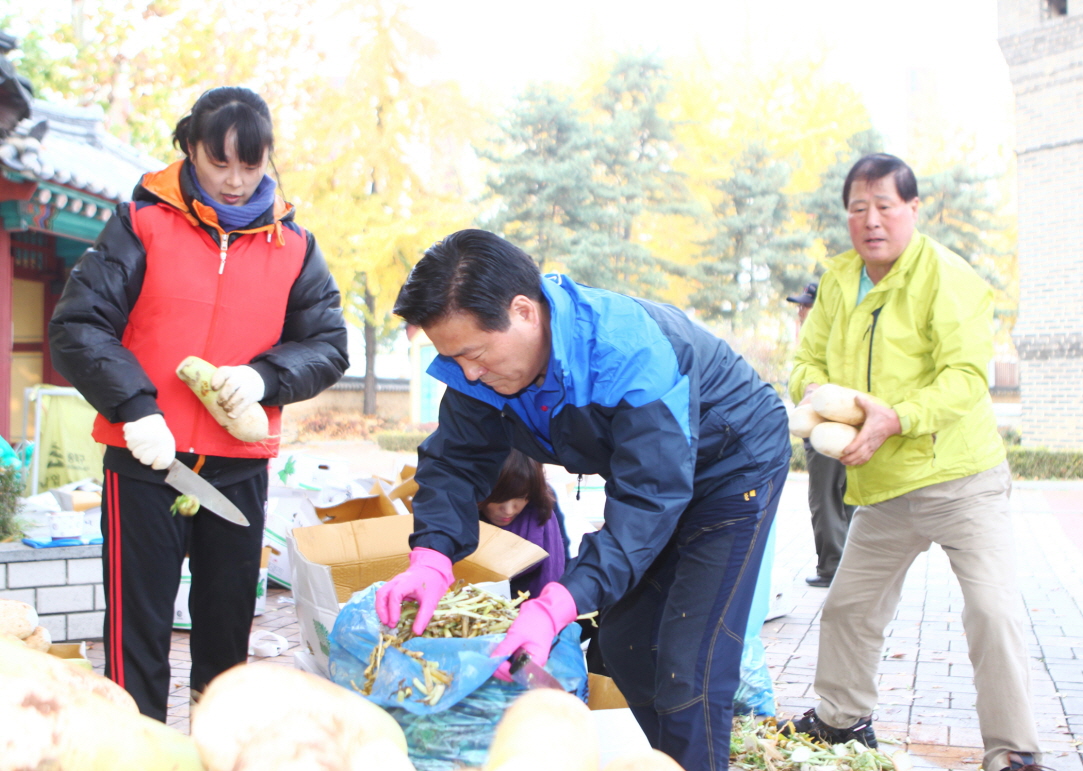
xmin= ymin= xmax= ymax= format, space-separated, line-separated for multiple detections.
xmin=139 ymin=160 xmax=292 ymax=244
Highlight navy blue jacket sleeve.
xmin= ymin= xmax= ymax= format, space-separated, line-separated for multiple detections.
xmin=409 ymin=388 xmax=511 ymax=559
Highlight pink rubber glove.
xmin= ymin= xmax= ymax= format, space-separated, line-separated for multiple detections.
xmin=375 ymin=547 xmax=455 ymax=635
xmin=492 ymin=582 xmax=578 ymax=682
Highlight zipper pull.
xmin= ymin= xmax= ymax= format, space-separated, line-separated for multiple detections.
xmin=218 ymin=232 xmax=228 ymax=275
xmin=576 ymin=474 xmax=583 ymax=501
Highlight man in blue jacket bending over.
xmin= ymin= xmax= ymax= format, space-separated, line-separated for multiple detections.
xmin=378 ymin=229 xmax=791 ymax=770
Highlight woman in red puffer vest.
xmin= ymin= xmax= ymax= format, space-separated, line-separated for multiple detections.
xmin=49 ymin=87 xmax=348 ymax=721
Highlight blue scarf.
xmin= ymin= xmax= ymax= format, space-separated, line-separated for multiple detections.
xmin=188 ymin=164 xmax=277 ymax=232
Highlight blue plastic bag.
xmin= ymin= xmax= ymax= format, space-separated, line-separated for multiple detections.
xmin=330 ymin=583 xmax=587 ymax=771
xmin=0 ymin=435 xmax=22 ymax=469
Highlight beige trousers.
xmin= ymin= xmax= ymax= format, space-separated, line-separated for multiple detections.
xmin=814 ymin=461 xmax=1040 ymax=771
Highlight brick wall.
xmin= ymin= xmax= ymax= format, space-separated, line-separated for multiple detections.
xmin=1000 ymin=3 xmax=1083 ymax=448
xmin=0 ymin=544 xmax=104 ymax=642
xmin=1019 ymin=358 xmax=1083 ymax=448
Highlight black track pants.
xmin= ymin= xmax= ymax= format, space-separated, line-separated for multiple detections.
xmin=101 ymin=468 xmax=267 ymax=721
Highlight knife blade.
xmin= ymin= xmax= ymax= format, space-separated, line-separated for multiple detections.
xmin=508 ymin=650 xmax=564 ymax=691
xmin=165 ymin=460 xmax=250 ymax=527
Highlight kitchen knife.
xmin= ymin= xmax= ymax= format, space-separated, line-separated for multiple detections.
xmin=508 ymin=650 xmax=564 ymax=691
xmin=165 ymin=460 xmax=250 ymax=527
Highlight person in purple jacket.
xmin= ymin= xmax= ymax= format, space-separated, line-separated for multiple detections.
xmin=478 ymin=450 xmax=567 ymax=600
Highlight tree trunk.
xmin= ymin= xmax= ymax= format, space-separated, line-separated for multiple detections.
xmin=363 ymin=282 xmax=378 ymax=415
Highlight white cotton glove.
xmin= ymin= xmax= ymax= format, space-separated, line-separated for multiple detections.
xmin=211 ymin=365 xmax=266 ymax=419
xmin=123 ymin=414 xmax=176 ymax=470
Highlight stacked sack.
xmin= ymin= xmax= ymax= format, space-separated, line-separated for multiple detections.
xmin=789 ymin=384 xmax=889 ymax=459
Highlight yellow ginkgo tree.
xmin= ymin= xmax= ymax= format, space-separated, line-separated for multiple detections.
xmin=280 ymin=0 xmax=480 ymax=414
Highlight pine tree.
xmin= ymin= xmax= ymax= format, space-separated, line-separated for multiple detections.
xmin=567 ymin=54 xmax=695 ymax=295
xmin=479 ymin=86 xmax=596 ymax=273
xmin=482 ymin=55 xmax=693 ymax=297
xmin=801 ymin=129 xmax=884 ymax=259
xmin=918 ymin=165 xmax=1005 ymax=287
xmin=692 ymin=143 xmax=810 ymax=324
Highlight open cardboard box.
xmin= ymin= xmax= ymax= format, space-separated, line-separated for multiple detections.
xmin=587 ymin=673 xmax=629 ymax=710
xmin=49 ymin=642 xmax=93 ymax=671
xmin=288 ymin=515 xmax=548 ymax=676
xmin=267 ymin=476 xmax=414 ymax=587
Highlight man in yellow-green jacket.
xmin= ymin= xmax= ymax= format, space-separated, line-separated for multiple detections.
xmin=785 ymin=154 xmax=1042 ymax=771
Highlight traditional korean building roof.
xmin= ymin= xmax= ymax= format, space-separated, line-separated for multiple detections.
xmin=0 ymin=99 xmax=164 ymax=247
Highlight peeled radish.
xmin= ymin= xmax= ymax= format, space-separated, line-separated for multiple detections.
xmin=810 ymin=384 xmax=866 ymax=425
xmin=810 ymin=422 xmax=859 ymax=460
xmin=23 ymin=626 xmax=51 ymax=652
xmin=176 ymin=356 xmax=270 ymax=443
xmin=484 ymin=689 xmax=598 ymax=771
xmin=0 ymin=599 xmax=38 ymax=640
xmin=192 ymin=662 xmax=410 ymax=771
xmin=810 ymin=384 xmax=888 ymax=426
xmin=604 ymin=749 xmax=685 ymax=770
xmin=789 ymin=403 xmax=826 ymax=438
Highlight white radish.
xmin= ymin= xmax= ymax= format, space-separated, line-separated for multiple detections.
xmin=810 ymin=383 xmax=884 ymax=426
xmin=192 ymin=662 xmax=410 ymax=771
xmin=485 ymin=689 xmax=598 ymax=771
xmin=789 ymin=403 xmax=827 ymax=438
xmin=22 ymin=626 xmax=51 ymax=652
xmin=176 ymin=356 xmax=270 ymax=443
xmin=0 ymin=599 xmax=38 ymax=640
xmin=810 ymin=422 xmax=860 ymax=460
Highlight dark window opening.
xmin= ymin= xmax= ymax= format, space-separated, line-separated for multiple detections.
xmin=1046 ymin=0 xmax=1068 ymax=17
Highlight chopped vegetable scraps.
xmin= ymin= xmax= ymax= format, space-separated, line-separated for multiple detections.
xmin=730 ymin=714 xmax=909 ymax=771
xmin=360 ymin=581 xmax=529 ymax=707
xmin=170 ymin=494 xmax=200 ymax=517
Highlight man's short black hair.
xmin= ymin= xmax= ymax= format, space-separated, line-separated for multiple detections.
xmin=842 ymin=153 xmax=919 ymax=208
xmin=393 ymin=229 xmax=544 ymax=332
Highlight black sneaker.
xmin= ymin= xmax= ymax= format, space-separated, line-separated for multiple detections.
xmin=1000 ymin=752 xmax=1053 ymax=771
xmin=781 ymin=708 xmax=878 ymax=749
xmin=805 ymin=574 xmax=832 ymax=587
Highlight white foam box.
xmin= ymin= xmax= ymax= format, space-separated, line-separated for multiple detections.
xmin=264 ymin=487 xmax=322 ymax=588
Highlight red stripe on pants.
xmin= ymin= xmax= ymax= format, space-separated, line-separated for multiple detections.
xmin=107 ymin=470 xmax=124 ymax=688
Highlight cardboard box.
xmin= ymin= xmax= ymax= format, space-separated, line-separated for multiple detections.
xmin=388 ymin=477 xmax=418 ymax=514
xmin=50 ymin=479 xmax=103 ymax=512
xmin=313 ymin=482 xmax=399 ymax=525
xmin=49 ymin=642 xmax=92 ymax=671
xmin=587 ymin=673 xmax=629 ymax=710
xmin=288 ymin=515 xmax=548 ymax=676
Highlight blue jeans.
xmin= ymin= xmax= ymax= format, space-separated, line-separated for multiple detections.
xmin=598 ymin=464 xmax=788 ymax=771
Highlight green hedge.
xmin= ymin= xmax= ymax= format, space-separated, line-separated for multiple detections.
xmin=1006 ymin=446 xmax=1083 ymax=480
xmin=789 ymin=437 xmax=1083 ymax=480
xmin=0 ymin=464 xmax=21 ymax=542
xmin=790 ymin=437 xmax=807 ymax=471
xmin=375 ymin=431 xmax=431 ymax=453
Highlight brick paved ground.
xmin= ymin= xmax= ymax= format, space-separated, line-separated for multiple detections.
xmin=85 ymin=463 xmax=1083 ymax=770
xmin=768 ymin=474 xmax=1083 ymax=771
